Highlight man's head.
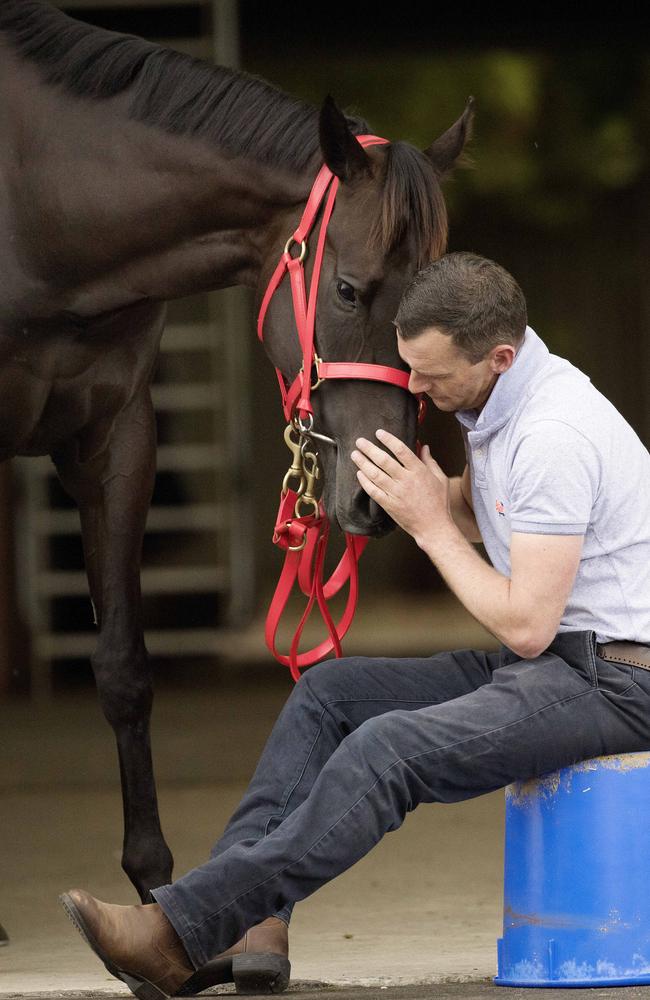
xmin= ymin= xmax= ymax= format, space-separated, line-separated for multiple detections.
xmin=394 ymin=252 xmax=528 ymax=412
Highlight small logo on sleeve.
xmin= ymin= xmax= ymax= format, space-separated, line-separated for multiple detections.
xmin=495 ymin=499 xmax=506 ymax=517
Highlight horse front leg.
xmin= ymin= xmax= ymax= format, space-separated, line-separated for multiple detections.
xmin=54 ymin=391 xmax=173 ymax=900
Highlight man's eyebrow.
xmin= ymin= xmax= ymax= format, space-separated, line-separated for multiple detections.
xmin=395 ymin=339 xmax=450 ymax=377
xmin=414 ymin=367 xmax=450 ymax=377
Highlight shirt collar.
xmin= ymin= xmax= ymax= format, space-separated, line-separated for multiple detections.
xmin=454 ymin=326 xmax=550 ymax=441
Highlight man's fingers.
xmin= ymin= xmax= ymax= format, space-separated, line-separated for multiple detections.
xmin=351 ymin=450 xmax=395 ymax=494
xmin=420 ymin=444 xmax=443 ymax=475
xmin=421 ymin=445 xmax=437 ymax=467
xmin=354 ymin=437 xmax=404 ymax=477
xmin=375 ymin=428 xmax=419 ymax=469
xmin=356 ymin=469 xmax=389 ymax=507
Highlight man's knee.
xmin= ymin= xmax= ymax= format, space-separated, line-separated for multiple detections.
xmin=298 ymin=657 xmax=370 ymax=706
xmin=337 ymin=713 xmax=430 ymax=820
xmin=343 ymin=711 xmax=413 ymax=769
xmin=349 ymin=710 xmax=454 ymax=785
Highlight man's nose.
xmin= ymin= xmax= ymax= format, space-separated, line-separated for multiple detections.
xmin=408 ymin=371 xmax=427 ymax=394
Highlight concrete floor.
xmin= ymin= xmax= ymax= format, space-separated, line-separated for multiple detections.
xmin=4 ymin=597 xmax=641 ymax=999
xmin=1 ymin=777 xmax=504 ymax=994
xmin=0 ymin=597 xmax=507 ymax=997
xmin=5 ymin=990 xmax=650 ymax=1000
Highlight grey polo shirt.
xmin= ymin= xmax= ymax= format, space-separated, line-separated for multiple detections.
xmin=455 ymin=326 xmax=650 ymax=644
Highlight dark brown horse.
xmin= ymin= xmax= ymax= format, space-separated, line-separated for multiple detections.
xmin=0 ymin=0 xmax=472 ymax=903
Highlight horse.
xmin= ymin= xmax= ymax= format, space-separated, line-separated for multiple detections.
xmin=0 ymin=0 xmax=472 ymax=906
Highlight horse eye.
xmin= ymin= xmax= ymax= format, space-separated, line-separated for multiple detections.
xmin=336 ymin=280 xmax=357 ymax=306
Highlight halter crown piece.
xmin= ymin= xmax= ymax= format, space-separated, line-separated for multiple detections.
xmin=258 ymin=135 xmax=423 ymax=681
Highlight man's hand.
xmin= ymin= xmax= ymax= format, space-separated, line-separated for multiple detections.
xmin=351 ymin=429 xmax=454 ymax=548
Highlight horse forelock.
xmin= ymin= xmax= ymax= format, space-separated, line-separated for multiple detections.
xmin=0 ymin=0 xmax=371 ymax=175
xmin=369 ymin=142 xmax=448 ymax=271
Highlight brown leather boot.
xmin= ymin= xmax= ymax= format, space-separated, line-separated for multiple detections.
xmin=60 ymin=889 xmax=194 ymax=1000
xmin=175 ymin=917 xmax=290 ymax=996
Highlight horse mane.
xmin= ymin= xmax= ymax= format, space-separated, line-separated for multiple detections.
xmin=1 ymin=0 xmax=447 ymax=265
xmin=0 ymin=0 xmax=362 ymax=172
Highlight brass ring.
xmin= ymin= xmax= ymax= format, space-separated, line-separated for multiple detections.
xmin=294 ymin=412 xmax=314 ymax=434
xmin=295 ymin=495 xmax=319 ymax=518
xmin=287 ymin=526 xmax=307 ymax=552
xmin=284 ymin=237 xmax=307 ymax=262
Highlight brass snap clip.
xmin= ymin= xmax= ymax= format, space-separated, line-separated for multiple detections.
xmin=295 ymin=449 xmax=320 ymax=518
xmin=282 ymin=424 xmax=306 ymax=496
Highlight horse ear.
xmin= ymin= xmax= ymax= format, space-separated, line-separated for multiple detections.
xmin=424 ymin=97 xmax=475 ymax=177
xmin=319 ymin=95 xmax=371 ymax=182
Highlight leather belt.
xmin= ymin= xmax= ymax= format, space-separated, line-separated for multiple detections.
xmin=597 ymin=641 xmax=650 ymax=671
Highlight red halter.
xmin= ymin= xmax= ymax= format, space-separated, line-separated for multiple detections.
xmin=258 ymin=135 xmax=420 ymax=680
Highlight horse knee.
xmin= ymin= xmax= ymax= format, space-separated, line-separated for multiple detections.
xmin=91 ymin=645 xmax=153 ymax=729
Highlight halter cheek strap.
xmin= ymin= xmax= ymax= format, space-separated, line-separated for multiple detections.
xmin=258 ymin=135 xmax=423 ymax=680
xmin=257 ymin=136 xmax=411 ymax=421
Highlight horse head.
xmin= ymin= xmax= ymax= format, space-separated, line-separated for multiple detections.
xmin=258 ymin=96 xmax=473 ymax=537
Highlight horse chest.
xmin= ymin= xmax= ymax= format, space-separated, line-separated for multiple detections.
xmin=0 ymin=322 xmax=154 ymax=458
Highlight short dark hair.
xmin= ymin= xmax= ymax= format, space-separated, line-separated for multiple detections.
xmin=394 ymin=252 xmax=527 ymax=364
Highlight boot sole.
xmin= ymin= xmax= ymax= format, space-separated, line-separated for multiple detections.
xmin=58 ymin=893 xmax=169 ymax=1000
xmin=176 ymin=953 xmax=291 ymax=996
xmin=233 ymin=953 xmax=291 ymax=995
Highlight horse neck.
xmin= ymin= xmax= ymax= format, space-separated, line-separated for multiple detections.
xmin=2 ymin=50 xmax=315 ymax=314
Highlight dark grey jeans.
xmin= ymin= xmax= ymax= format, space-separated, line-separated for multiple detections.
xmin=152 ymin=629 xmax=650 ymax=967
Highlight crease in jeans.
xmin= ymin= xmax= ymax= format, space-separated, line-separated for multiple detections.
xmin=193 ymin=684 xmax=596 ymax=932
xmin=263 ymin=680 xmax=333 ymax=837
xmin=264 ymin=693 xmax=443 ymax=838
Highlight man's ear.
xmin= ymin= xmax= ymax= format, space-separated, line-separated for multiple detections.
xmin=424 ymin=97 xmax=475 ymax=178
xmin=319 ymin=95 xmax=371 ymax=182
xmin=490 ymin=342 xmax=518 ymax=374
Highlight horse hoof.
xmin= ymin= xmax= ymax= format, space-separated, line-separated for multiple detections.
xmin=0 ymin=923 xmax=9 ymax=946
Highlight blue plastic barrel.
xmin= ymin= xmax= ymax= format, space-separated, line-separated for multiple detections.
xmin=495 ymin=751 xmax=650 ymax=987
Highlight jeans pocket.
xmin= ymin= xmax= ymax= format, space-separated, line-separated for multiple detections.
xmin=594 ymin=655 xmax=637 ymax=696
xmin=546 ymin=629 xmax=599 ymax=688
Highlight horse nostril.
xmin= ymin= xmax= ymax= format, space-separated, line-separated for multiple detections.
xmin=351 ymin=486 xmax=391 ymax=533
xmin=363 ymin=494 xmax=384 ymax=522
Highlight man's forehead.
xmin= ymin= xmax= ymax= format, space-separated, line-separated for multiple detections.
xmin=396 ymin=326 xmax=463 ymax=368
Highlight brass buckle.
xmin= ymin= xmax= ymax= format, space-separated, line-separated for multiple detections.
xmin=299 ymin=355 xmax=324 ymax=392
xmin=310 ymin=354 xmax=324 ymax=390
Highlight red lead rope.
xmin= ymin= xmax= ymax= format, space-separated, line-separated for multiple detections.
xmin=258 ymin=135 xmax=421 ymax=681
xmin=265 ymin=489 xmax=369 ymax=682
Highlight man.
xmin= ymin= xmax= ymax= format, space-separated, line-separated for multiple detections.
xmin=61 ymin=252 xmax=650 ymax=999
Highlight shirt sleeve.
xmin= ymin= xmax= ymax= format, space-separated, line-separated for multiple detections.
xmin=508 ymin=420 xmax=601 ymax=535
